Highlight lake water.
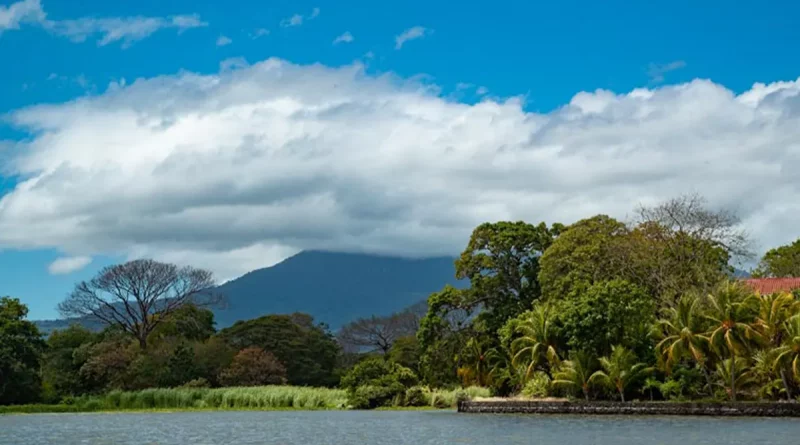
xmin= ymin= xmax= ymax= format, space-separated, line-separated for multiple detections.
xmin=2 ymin=410 xmax=799 ymax=444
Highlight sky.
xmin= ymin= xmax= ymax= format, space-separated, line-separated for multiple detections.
xmin=2 ymin=0 xmax=800 ymax=320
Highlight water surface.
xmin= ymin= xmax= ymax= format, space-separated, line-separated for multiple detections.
xmin=2 ymin=410 xmax=799 ymax=444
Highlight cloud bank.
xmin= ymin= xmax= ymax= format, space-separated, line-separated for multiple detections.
xmin=2 ymin=59 xmax=799 ymax=280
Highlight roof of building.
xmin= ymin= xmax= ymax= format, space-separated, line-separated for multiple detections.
xmin=743 ymin=278 xmax=800 ymax=295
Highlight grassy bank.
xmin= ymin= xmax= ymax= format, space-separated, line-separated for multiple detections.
xmin=0 ymin=386 xmax=491 ymax=414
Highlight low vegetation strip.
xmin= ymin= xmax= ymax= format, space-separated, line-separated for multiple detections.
xmin=0 ymin=386 xmax=490 ymax=414
xmin=458 ymin=400 xmax=800 ymax=417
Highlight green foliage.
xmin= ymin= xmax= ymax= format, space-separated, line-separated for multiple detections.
xmin=590 ymin=345 xmax=652 ymax=401
xmin=0 ymin=297 xmax=46 ymax=405
xmin=655 ymin=293 xmax=710 ymax=373
xmin=754 ymin=238 xmax=800 ymax=278
xmin=150 ymin=305 xmax=216 ymax=342
xmin=340 ymin=357 xmax=417 ymax=409
xmin=404 ymin=386 xmax=429 ymax=407
xmin=556 ymin=279 xmax=655 ymax=359
xmin=521 ymin=371 xmax=551 ymax=398
xmin=388 ymin=336 xmax=421 ymax=372
xmin=538 ymin=215 xmax=628 ymax=301
xmin=505 ymin=303 xmax=559 ymax=381
xmin=551 ymin=351 xmax=599 ymax=401
xmin=219 ymin=313 xmax=340 ymax=387
xmin=42 ymin=325 xmax=98 ymax=398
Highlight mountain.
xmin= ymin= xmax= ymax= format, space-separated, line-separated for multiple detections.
xmin=213 ymin=251 xmax=465 ymax=329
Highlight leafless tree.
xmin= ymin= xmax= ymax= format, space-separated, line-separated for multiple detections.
xmin=338 ymin=303 xmax=427 ymax=354
xmin=635 ymin=193 xmax=752 ymax=260
xmin=59 ymin=259 xmax=221 ymax=349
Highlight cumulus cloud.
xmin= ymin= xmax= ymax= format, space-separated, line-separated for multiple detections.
xmin=216 ymin=35 xmax=232 ymax=46
xmin=251 ymin=28 xmax=269 ymax=39
xmin=0 ymin=0 xmax=206 ymax=46
xmin=395 ymin=26 xmax=430 ymax=49
xmin=648 ymin=60 xmax=687 ymax=83
xmin=1 ymin=59 xmax=800 ymax=281
xmin=333 ymin=31 xmax=353 ymax=45
xmin=48 ymin=256 xmax=92 ymax=275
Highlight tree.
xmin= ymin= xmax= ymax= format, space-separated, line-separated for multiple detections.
xmin=754 ymin=238 xmax=800 ymax=278
xmin=219 ymin=347 xmax=287 ymax=387
xmin=590 ymin=345 xmax=652 ymax=402
xmin=456 ymin=337 xmax=493 ymax=387
xmin=556 ymin=279 xmax=655 ymax=359
xmin=552 ymin=351 xmax=598 ymax=401
xmin=703 ymin=281 xmax=760 ymax=401
xmin=0 ymin=297 xmax=46 ymax=404
xmin=149 ymin=304 xmax=216 ymax=342
xmin=219 ymin=313 xmax=340 ymax=386
xmin=388 ymin=336 xmax=421 ymax=372
xmin=505 ymin=303 xmax=559 ymax=381
xmin=773 ymin=315 xmax=800 ymax=398
xmin=59 ymin=259 xmax=219 ymax=350
xmin=538 ymin=215 xmax=628 ymax=302
xmin=655 ymin=293 xmax=710 ymax=375
xmin=338 ymin=308 xmax=421 ymax=354
xmin=340 ymin=357 xmax=417 ymax=409
xmin=193 ymin=337 xmax=236 ymax=387
xmin=42 ymin=325 xmax=98 ymax=398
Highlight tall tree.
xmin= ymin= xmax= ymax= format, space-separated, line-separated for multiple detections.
xmin=0 ymin=297 xmax=46 ymax=405
xmin=219 ymin=313 xmax=340 ymax=386
xmin=59 ymin=259 xmax=219 ymax=349
xmin=538 ymin=215 xmax=628 ymax=302
xmin=655 ymin=293 xmax=710 ymax=373
xmin=505 ymin=303 xmax=560 ymax=381
xmin=754 ymin=238 xmax=800 ymax=278
xmin=552 ymin=351 xmax=599 ymax=401
xmin=703 ymin=281 xmax=760 ymax=401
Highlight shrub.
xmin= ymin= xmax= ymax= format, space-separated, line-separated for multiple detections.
xmin=341 ymin=357 xmax=418 ymax=409
xmin=404 ymin=386 xmax=429 ymax=407
xmin=349 ymin=385 xmax=395 ymax=409
xmin=181 ymin=378 xmax=210 ymax=388
xmin=219 ymin=348 xmax=287 ymax=387
xmin=521 ymin=372 xmax=551 ymax=398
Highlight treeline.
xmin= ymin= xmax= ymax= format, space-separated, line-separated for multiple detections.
xmin=2 ymin=194 xmax=800 ymax=409
xmin=412 ymin=194 xmax=800 ymax=402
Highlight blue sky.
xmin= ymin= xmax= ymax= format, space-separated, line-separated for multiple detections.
xmin=2 ymin=0 xmax=800 ymax=320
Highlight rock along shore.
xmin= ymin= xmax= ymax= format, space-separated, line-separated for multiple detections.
xmin=458 ymin=400 xmax=800 ymax=417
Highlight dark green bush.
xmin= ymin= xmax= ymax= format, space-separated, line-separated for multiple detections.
xmin=404 ymin=386 xmax=429 ymax=407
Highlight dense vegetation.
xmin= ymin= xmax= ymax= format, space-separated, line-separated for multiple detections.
xmin=2 ymin=194 xmax=800 ymax=412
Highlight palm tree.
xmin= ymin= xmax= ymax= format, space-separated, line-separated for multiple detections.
xmin=510 ymin=304 xmax=560 ymax=381
xmin=714 ymin=358 xmax=755 ymax=399
xmin=655 ymin=293 xmax=710 ymax=373
xmin=755 ymin=292 xmax=797 ymax=399
xmin=456 ymin=337 xmax=492 ymax=387
xmin=590 ymin=345 xmax=652 ymax=402
xmin=552 ymin=351 xmax=598 ymax=401
xmin=774 ymin=315 xmax=800 ymax=399
xmin=703 ymin=281 xmax=759 ymax=401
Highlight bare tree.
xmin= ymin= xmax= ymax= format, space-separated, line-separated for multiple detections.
xmin=338 ymin=304 xmax=426 ymax=354
xmin=635 ymin=193 xmax=752 ymax=259
xmin=59 ymin=259 xmax=221 ymax=349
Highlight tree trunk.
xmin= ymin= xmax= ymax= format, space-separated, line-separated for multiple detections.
xmin=701 ymin=365 xmax=713 ymax=396
xmin=583 ymin=385 xmax=589 ymax=401
xmin=138 ymin=336 xmax=148 ymax=350
xmin=780 ymin=368 xmax=793 ymax=401
xmin=620 ymin=390 xmax=625 ymax=402
xmin=729 ymin=354 xmax=736 ymax=402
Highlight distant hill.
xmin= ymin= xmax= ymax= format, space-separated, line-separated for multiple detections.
xmin=35 ymin=251 xmax=464 ymax=333
xmin=213 ymin=251 xmax=465 ymax=329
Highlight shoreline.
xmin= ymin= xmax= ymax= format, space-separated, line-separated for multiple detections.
xmin=458 ymin=400 xmax=800 ymax=417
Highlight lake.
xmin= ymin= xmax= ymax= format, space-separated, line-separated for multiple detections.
xmin=2 ymin=410 xmax=800 ymax=444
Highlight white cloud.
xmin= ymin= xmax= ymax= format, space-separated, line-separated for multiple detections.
xmin=2 ymin=59 xmax=800 ymax=281
xmin=456 ymin=82 xmax=473 ymax=91
xmin=395 ymin=26 xmax=429 ymax=49
xmin=0 ymin=0 xmax=206 ymax=46
xmin=0 ymin=0 xmax=45 ymax=32
xmin=476 ymin=86 xmax=489 ymax=95
xmin=648 ymin=60 xmax=687 ymax=83
xmin=333 ymin=31 xmax=353 ymax=45
xmin=48 ymin=256 xmax=92 ymax=275
xmin=310 ymin=7 xmax=320 ymax=19
xmin=216 ymin=35 xmax=232 ymax=46
xmin=281 ymin=14 xmax=303 ymax=27
xmin=251 ymin=28 xmax=269 ymax=39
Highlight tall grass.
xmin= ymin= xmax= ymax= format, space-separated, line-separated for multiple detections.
xmin=1 ymin=386 xmax=348 ymax=414
xmin=427 ymin=386 xmax=491 ymax=408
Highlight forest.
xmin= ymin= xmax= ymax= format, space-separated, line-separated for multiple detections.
xmin=2 ymin=194 xmax=800 ymax=411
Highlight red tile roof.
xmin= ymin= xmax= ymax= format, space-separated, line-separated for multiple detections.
xmin=743 ymin=278 xmax=800 ymax=295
